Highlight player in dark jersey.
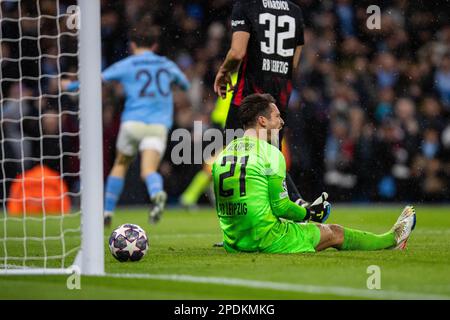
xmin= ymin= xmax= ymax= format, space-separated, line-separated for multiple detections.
xmin=215 ymin=0 xmax=304 ymax=130
xmin=214 ymin=0 xmax=305 ymax=202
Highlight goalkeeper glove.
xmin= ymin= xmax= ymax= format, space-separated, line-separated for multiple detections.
xmin=296 ymin=192 xmax=331 ymax=223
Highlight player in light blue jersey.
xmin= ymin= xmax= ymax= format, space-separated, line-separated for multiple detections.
xmin=64 ymin=27 xmax=190 ymax=225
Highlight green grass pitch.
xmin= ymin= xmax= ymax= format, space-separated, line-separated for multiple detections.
xmin=1 ymin=205 xmax=450 ymax=299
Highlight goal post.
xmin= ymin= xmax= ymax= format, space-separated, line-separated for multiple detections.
xmin=78 ymin=0 xmax=104 ymax=276
xmin=0 ymin=0 xmax=104 ymax=275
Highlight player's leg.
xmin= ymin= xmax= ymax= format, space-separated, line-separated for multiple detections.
xmin=179 ymin=120 xmax=225 ymax=208
xmin=224 ymin=103 xmax=241 ymax=132
xmin=180 ymin=107 xmax=242 ymax=209
xmin=276 ymin=111 xmax=304 ymax=203
xmin=314 ymin=206 xmax=416 ymax=251
xmin=315 ymin=223 xmax=395 ymax=251
xmin=180 ymin=160 xmax=214 ymax=209
xmin=141 ymin=148 xmax=166 ymax=223
xmin=286 ymin=173 xmax=304 ymax=203
xmin=141 ymin=149 xmax=162 ymax=186
xmin=104 ymin=151 xmax=134 ymax=226
xmin=139 ymin=126 xmax=168 ymax=224
xmin=104 ymin=122 xmax=138 ymax=226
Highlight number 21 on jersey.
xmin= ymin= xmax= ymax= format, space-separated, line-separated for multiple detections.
xmin=218 ymin=156 xmax=250 ymax=198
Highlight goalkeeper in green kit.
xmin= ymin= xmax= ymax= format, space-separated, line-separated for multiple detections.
xmin=212 ymin=93 xmax=416 ymax=253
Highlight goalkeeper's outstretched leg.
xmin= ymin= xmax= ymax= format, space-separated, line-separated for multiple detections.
xmin=314 ymin=206 xmax=416 ymax=251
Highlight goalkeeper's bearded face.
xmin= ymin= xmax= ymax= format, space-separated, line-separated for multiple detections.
xmin=260 ymin=104 xmax=284 ymax=143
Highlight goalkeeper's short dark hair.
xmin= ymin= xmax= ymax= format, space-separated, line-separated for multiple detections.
xmin=238 ymin=93 xmax=276 ymax=129
xmin=129 ymin=25 xmax=160 ymax=48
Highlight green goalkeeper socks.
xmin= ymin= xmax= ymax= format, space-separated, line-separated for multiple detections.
xmin=180 ymin=170 xmax=211 ymax=206
xmin=341 ymin=228 xmax=396 ymax=251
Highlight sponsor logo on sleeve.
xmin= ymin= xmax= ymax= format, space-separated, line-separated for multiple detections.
xmin=232 ymin=20 xmax=246 ymax=27
xmin=280 ymin=178 xmax=288 ymax=198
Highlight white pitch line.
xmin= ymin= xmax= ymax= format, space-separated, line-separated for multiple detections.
xmin=414 ymin=229 xmax=450 ymax=235
xmin=150 ymin=233 xmax=219 ymax=239
xmin=105 ymin=273 xmax=450 ymax=300
xmin=103 ymin=233 xmax=219 ymax=240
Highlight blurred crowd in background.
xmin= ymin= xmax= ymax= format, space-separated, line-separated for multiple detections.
xmin=1 ymin=0 xmax=449 ymax=207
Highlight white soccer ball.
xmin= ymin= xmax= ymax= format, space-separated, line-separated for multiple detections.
xmin=108 ymin=223 xmax=149 ymax=262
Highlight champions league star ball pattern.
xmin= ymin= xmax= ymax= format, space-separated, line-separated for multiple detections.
xmin=109 ymin=224 xmax=149 ymax=262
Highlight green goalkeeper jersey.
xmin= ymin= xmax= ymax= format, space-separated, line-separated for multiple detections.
xmin=212 ymin=135 xmax=310 ymax=253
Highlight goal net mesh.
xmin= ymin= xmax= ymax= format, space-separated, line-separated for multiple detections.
xmin=0 ymin=0 xmax=81 ymax=271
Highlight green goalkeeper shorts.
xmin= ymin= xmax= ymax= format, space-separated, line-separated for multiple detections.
xmin=261 ymin=221 xmax=321 ymax=254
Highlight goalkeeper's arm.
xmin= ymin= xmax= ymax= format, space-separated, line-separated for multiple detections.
xmin=268 ymin=175 xmax=308 ymax=222
xmin=268 ymin=175 xmax=331 ymax=223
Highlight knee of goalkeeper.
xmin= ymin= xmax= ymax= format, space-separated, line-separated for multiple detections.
xmin=296 ymin=192 xmax=331 ymax=223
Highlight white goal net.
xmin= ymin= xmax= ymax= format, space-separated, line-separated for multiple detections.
xmin=1 ymin=0 xmax=103 ymax=275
